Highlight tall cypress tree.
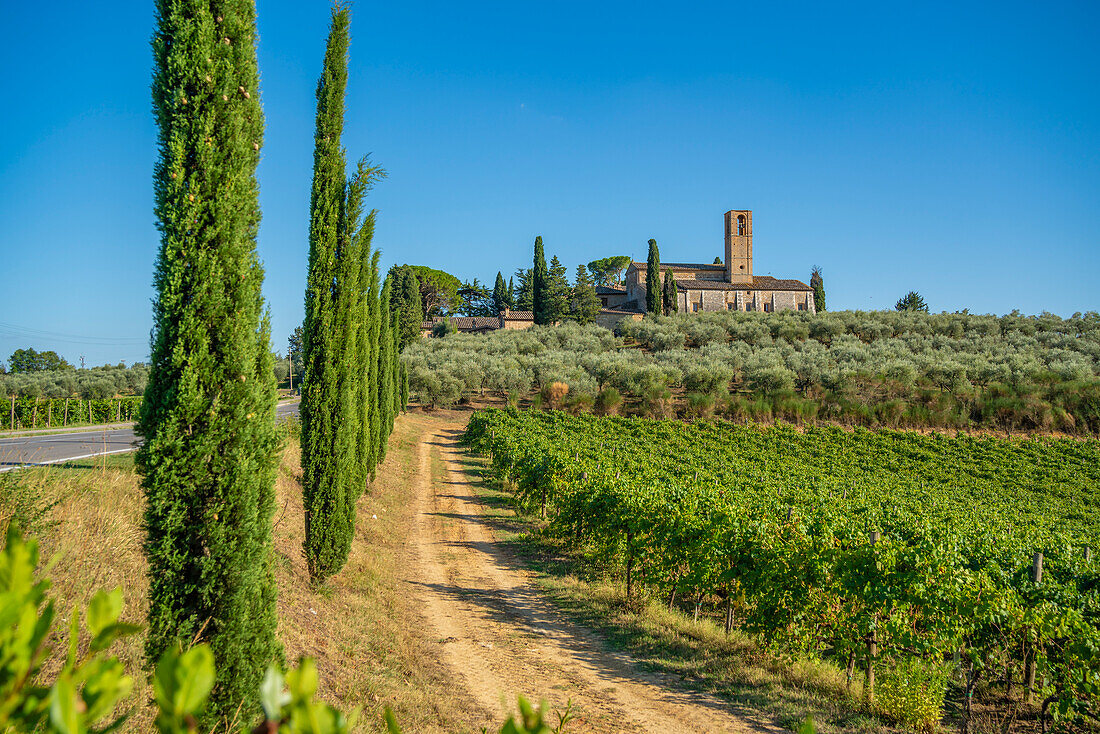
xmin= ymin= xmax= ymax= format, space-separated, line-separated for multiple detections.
xmin=533 ymin=236 xmax=550 ymax=325
xmin=663 ymin=270 xmax=678 ymax=315
xmin=810 ymin=266 xmax=826 ymax=312
xmin=301 ymin=5 xmax=359 ymax=584
xmin=646 ymin=238 xmax=662 ymax=315
xmin=376 ymin=277 xmax=396 ymax=464
xmin=390 ymin=267 xmax=423 ymax=349
xmin=493 ymin=271 xmax=508 ymax=313
xmin=140 ymin=0 xmax=280 ymax=722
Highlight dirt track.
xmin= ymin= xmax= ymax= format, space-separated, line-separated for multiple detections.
xmin=402 ymin=414 xmax=782 ymax=733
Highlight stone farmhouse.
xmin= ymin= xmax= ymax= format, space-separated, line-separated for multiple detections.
xmin=619 ymin=210 xmax=815 ymax=314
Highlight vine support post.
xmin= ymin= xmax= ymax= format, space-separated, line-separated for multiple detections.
xmin=1084 ymin=546 xmax=1091 ymax=563
xmin=1024 ymin=551 xmax=1043 ymax=702
xmin=47 ymin=400 xmax=51 ymax=428
xmin=724 ymin=592 xmax=734 ymax=635
xmin=625 ymin=528 xmax=634 ymax=600
xmin=9 ymin=395 xmax=13 ymax=430
xmin=32 ymin=398 xmax=38 ymax=429
xmin=63 ymin=398 xmax=69 ymax=427
xmin=865 ymin=530 xmax=881 ymax=703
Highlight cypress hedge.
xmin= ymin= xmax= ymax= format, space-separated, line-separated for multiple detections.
xmin=139 ymin=0 xmax=281 ymax=723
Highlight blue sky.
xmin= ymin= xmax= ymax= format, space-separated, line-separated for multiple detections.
xmin=1 ymin=0 xmax=1098 ymax=366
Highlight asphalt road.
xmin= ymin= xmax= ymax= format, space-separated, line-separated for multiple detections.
xmin=0 ymin=400 xmax=299 ymax=472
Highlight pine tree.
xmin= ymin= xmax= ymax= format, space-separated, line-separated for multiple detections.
xmin=810 ymin=266 xmax=826 ymax=312
xmin=547 ymin=256 xmax=571 ymax=322
xmin=646 ymin=239 xmax=662 ymax=315
xmin=493 ymin=271 xmax=509 ymax=313
xmin=532 ymin=237 xmax=550 ymax=325
xmin=571 ymin=264 xmax=601 ymax=324
xmin=895 ymin=291 xmax=929 ymax=312
xmin=662 ymin=270 xmax=678 ymax=315
xmin=512 ymin=268 xmax=532 ymax=311
xmin=140 ymin=0 xmax=280 ymax=722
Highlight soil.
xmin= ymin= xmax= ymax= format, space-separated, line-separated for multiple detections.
xmin=400 ymin=413 xmax=782 ymax=733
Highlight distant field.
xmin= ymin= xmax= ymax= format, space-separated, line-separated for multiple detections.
xmin=466 ymin=408 xmax=1100 ymax=726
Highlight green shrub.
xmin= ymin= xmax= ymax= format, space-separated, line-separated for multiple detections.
xmin=594 ymin=387 xmax=621 ymax=416
xmin=876 ymin=659 xmax=949 ymax=731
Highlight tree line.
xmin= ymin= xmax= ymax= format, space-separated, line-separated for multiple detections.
xmin=137 ymin=2 xmax=404 ymax=726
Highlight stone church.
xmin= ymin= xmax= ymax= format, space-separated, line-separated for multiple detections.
xmin=612 ymin=210 xmax=816 ymax=315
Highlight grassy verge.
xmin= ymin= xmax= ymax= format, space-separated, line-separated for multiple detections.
xmin=451 ymin=448 xmax=894 ymax=734
xmin=0 ymin=416 xmax=480 ymax=733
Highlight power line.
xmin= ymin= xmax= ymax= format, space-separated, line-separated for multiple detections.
xmin=0 ymin=321 xmax=147 ymax=346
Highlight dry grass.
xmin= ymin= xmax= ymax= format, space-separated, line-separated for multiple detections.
xmin=3 ymin=417 xmax=478 ymax=733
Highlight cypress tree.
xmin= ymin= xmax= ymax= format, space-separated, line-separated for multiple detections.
xmin=646 ymin=238 xmax=662 ymax=315
xmin=390 ymin=266 xmax=423 ymax=349
xmin=301 ymin=6 xmax=371 ymax=583
xmin=533 ymin=236 xmax=550 ymax=325
xmin=810 ymin=266 xmax=826 ymax=312
xmin=663 ymin=270 xmax=678 ymax=315
xmin=140 ymin=0 xmax=280 ymax=722
xmin=508 ymin=277 xmax=515 ymax=308
xmin=376 ymin=277 xmax=395 ymax=464
xmin=493 ymin=271 xmax=508 ymax=313
xmin=363 ymin=249 xmax=382 ymax=482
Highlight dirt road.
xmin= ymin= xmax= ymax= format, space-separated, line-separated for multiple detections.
xmin=403 ymin=415 xmax=782 ymax=733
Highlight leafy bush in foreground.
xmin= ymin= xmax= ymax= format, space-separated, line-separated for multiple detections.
xmin=0 ymin=526 xmax=562 ymax=734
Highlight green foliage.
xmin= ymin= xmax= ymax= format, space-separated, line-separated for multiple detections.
xmin=402 ymin=265 xmax=462 ymax=318
xmin=7 ymin=349 xmax=71 ymax=374
xmin=586 ymin=255 xmax=631 ymax=287
xmin=389 ymin=266 xmax=425 ymax=350
xmin=570 ymin=265 xmax=600 ymax=325
xmin=512 ymin=268 xmax=533 ymax=312
xmin=301 ymin=4 xmax=358 ymax=585
xmin=546 ymin=256 xmax=571 ymax=323
xmin=0 ymin=363 xmax=149 ymax=400
xmin=465 ymin=408 xmax=1100 ymax=723
xmin=0 ymin=526 xmax=139 ymax=733
xmin=457 ymin=278 xmax=496 ymax=317
xmin=533 ymin=237 xmax=550 ymax=325
xmin=895 ymin=291 xmax=928 ymax=312
xmin=301 ymin=7 xmax=389 ymax=585
xmin=1 ymin=397 xmax=142 ymax=430
xmin=645 ymin=240 xmax=661 ymax=315
xmin=493 ymin=272 xmax=511 ymax=313
xmin=810 ymin=266 xmax=825 ymax=312
xmin=661 ymin=270 xmax=678 ymax=316
xmin=140 ymin=0 xmax=281 ymax=723
xmin=876 ymin=660 xmax=950 ymax=731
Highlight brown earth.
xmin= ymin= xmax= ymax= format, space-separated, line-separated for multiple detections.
xmin=401 ymin=412 xmax=782 ymax=734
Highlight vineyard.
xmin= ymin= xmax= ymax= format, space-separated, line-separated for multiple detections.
xmin=464 ymin=408 xmax=1100 ymax=729
xmin=3 ymin=395 xmax=142 ymax=430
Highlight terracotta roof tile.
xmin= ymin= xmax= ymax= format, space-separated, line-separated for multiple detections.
xmin=675 ymin=276 xmax=812 ymax=292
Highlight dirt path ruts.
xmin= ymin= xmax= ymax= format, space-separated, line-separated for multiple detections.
xmin=404 ymin=416 xmax=782 ymax=734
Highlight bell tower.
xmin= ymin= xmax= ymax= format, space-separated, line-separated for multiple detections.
xmin=724 ymin=209 xmax=752 ymax=284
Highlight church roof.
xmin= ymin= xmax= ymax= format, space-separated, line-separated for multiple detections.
xmin=629 ymin=261 xmax=726 ymax=272
xmin=676 ymin=276 xmax=813 ymax=292
xmin=501 ymin=310 xmax=534 ymax=320
xmin=595 ymin=285 xmax=627 ymax=295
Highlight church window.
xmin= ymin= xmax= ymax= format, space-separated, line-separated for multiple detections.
xmin=737 ymin=214 xmax=746 ymax=236
xmin=764 ymin=302 xmax=772 ymax=313
xmin=692 ymin=302 xmax=700 ymax=312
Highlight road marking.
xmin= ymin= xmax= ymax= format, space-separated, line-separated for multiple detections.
xmin=0 ymin=447 xmax=137 ymax=473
